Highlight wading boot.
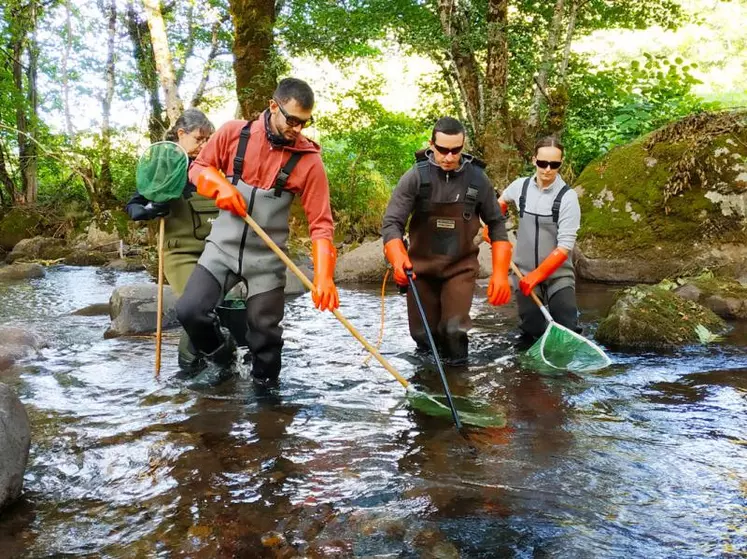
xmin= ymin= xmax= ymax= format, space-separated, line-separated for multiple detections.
xmin=188 ymin=332 xmax=238 ymax=389
xmin=176 ymin=330 xmax=199 ymax=375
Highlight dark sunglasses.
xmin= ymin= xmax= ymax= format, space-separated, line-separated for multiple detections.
xmin=274 ymin=98 xmax=314 ymax=129
xmin=536 ymin=159 xmax=562 ymax=170
xmin=432 ymin=143 xmax=464 ymax=156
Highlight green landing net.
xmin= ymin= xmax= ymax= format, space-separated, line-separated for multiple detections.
xmin=405 ymin=386 xmax=506 ymax=428
xmin=135 ymin=141 xmax=189 ymax=203
xmin=525 ymin=320 xmax=612 ymax=373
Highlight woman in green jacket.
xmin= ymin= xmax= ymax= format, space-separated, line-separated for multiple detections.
xmin=127 ymin=110 xmax=247 ymax=368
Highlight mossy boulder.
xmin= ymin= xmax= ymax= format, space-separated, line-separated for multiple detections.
xmin=575 ymin=110 xmax=747 ymax=283
xmin=0 ymin=208 xmax=47 ymax=251
xmin=597 ymin=285 xmax=727 ymax=349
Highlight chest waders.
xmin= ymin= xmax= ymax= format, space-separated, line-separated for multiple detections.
xmin=162 ymin=190 xmax=217 ymax=296
xmin=514 ymin=178 xmax=574 ymax=300
xmin=513 ymin=178 xmax=579 ymax=339
xmin=406 ymin=158 xmax=485 ymax=362
xmin=196 ymin=121 xmax=304 ymax=381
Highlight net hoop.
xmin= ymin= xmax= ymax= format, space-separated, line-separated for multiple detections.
xmin=537 ymin=321 xmax=612 ymax=372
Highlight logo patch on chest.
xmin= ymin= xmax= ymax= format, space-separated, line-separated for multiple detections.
xmin=436 ymin=218 xmax=456 ymax=229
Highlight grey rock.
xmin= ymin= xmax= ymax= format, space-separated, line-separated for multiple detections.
xmin=0 ymin=263 xmax=45 ymax=281
xmin=104 ymin=258 xmax=145 ymax=272
xmin=674 ymin=283 xmax=702 ymax=302
xmin=335 ymin=239 xmax=387 ymax=284
xmin=104 ymin=284 xmax=179 ymax=338
xmin=0 ymin=327 xmax=45 ymax=371
xmin=0 ymin=383 xmax=30 ymax=511
xmin=6 ymin=236 xmax=69 ymax=264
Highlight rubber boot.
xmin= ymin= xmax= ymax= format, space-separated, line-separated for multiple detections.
xmin=187 ymin=330 xmax=238 ymax=389
xmin=177 ymin=330 xmax=199 ymax=372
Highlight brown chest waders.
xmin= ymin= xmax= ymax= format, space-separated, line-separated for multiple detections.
xmin=406 ymin=160 xmax=484 ymax=362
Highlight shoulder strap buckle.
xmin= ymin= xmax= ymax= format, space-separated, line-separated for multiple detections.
xmin=273 ymin=152 xmax=304 ymax=196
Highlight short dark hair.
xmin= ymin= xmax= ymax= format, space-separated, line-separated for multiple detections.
xmin=534 ymin=136 xmax=564 ymax=156
xmin=431 ymin=117 xmax=465 ymax=142
xmin=164 ymin=109 xmax=214 ymax=142
xmin=274 ymin=78 xmax=315 ymax=110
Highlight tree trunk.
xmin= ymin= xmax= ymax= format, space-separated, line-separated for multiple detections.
xmin=436 ymin=0 xmax=482 ymax=140
xmin=190 ymin=18 xmax=223 ymax=108
xmin=12 ymin=37 xmax=28 ymax=205
xmin=0 ymin=141 xmax=17 ymax=204
xmin=559 ymin=0 xmax=579 ymax=81
xmin=98 ymin=0 xmax=117 ymax=207
xmin=61 ymin=0 xmax=74 ymax=137
xmin=24 ymin=15 xmax=38 ymax=205
xmin=480 ymin=0 xmax=518 ymax=184
xmin=527 ymin=0 xmax=565 ymax=130
xmin=142 ymin=0 xmax=183 ymax=124
xmin=125 ymin=2 xmax=167 ymax=142
xmin=228 ymin=0 xmax=277 ymax=120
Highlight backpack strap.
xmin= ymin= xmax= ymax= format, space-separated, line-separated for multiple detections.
xmin=518 ymin=177 xmax=531 ymax=218
xmin=273 ymin=152 xmax=304 ymax=197
xmin=414 ymin=160 xmax=432 ymax=213
xmin=462 ymin=164 xmax=482 ymax=221
xmin=231 ymin=121 xmax=252 ymax=186
xmin=552 ymin=184 xmax=570 ymax=223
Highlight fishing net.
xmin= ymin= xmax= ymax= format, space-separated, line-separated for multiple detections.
xmin=525 ymin=321 xmax=611 ymax=373
xmin=136 ymin=141 xmax=189 ymax=202
xmin=406 ymin=386 xmax=506 ymax=428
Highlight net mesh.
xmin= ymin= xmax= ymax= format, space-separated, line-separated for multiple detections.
xmin=406 ymin=387 xmax=506 ymax=428
xmin=136 ymin=141 xmax=189 ymax=202
xmin=525 ymin=321 xmax=611 ymax=373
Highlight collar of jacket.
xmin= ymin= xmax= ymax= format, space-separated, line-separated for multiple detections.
xmin=263 ymin=110 xmax=294 ymax=147
xmin=424 ymin=147 xmax=474 ymax=175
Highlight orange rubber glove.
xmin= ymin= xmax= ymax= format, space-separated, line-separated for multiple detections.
xmin=196 ymin=166 xmax=247 ymax=217
xmin=487 ymin=241 xmax=512 ymax=305
xmin=311 ymin=238 xmax=339 ymax=311
xmin=499 ymin=198 xmax=508 ymax=215
xmin=519 ymin=247 xmax=568 ymax=296
xmin=383 ymin=238 xmax=414 ymax=286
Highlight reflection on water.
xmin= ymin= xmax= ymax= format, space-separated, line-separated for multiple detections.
xmin=0 ymin=267 xmax=746 ymax=557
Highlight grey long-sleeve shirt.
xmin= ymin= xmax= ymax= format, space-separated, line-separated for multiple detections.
xmin=502 ymin=175 xmax=580 ymax=251
xmin=381 ymin=153 xmax=508 ymax=243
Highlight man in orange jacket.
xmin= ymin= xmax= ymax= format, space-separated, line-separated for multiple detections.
xmin=382 ymin=117 xmax=512 ymax=364
xmin=176 ymin=77 xmax=339 ymax=387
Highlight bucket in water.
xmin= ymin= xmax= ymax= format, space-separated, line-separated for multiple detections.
xmin=216 ymin=298 xmax=248 ymax=347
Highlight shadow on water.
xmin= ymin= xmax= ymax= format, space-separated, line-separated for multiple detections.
xmin=0 ymin=267 xmax=746 ymax=557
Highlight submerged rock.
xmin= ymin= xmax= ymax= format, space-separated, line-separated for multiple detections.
xmin=0 ymin=327 xmax=45 ymax=371
xmin=0 ymin=383 xmax=30 ymax=511
xmin=596 ymin=285 xmax=727 ymax=349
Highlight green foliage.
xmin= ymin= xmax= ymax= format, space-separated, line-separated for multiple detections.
xmin=563 ymin=53 xmax=715 ymax=172
xmin=317 ymin=76 xmax=429 ymax=240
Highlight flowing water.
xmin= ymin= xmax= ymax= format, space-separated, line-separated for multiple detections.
xmin=0 ymin=266 xmax=746 ymax=558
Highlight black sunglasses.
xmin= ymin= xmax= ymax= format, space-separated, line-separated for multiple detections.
xmin=536 ymin=159 xmax=562 ymax=170
xmin=432 ymin=143 xmax=464 ymax=156
xmin=273 ymin=98 xmax=314 ymax=129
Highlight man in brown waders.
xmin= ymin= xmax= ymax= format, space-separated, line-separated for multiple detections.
xmin=382 ymin=117 xmax=512 ymax=364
